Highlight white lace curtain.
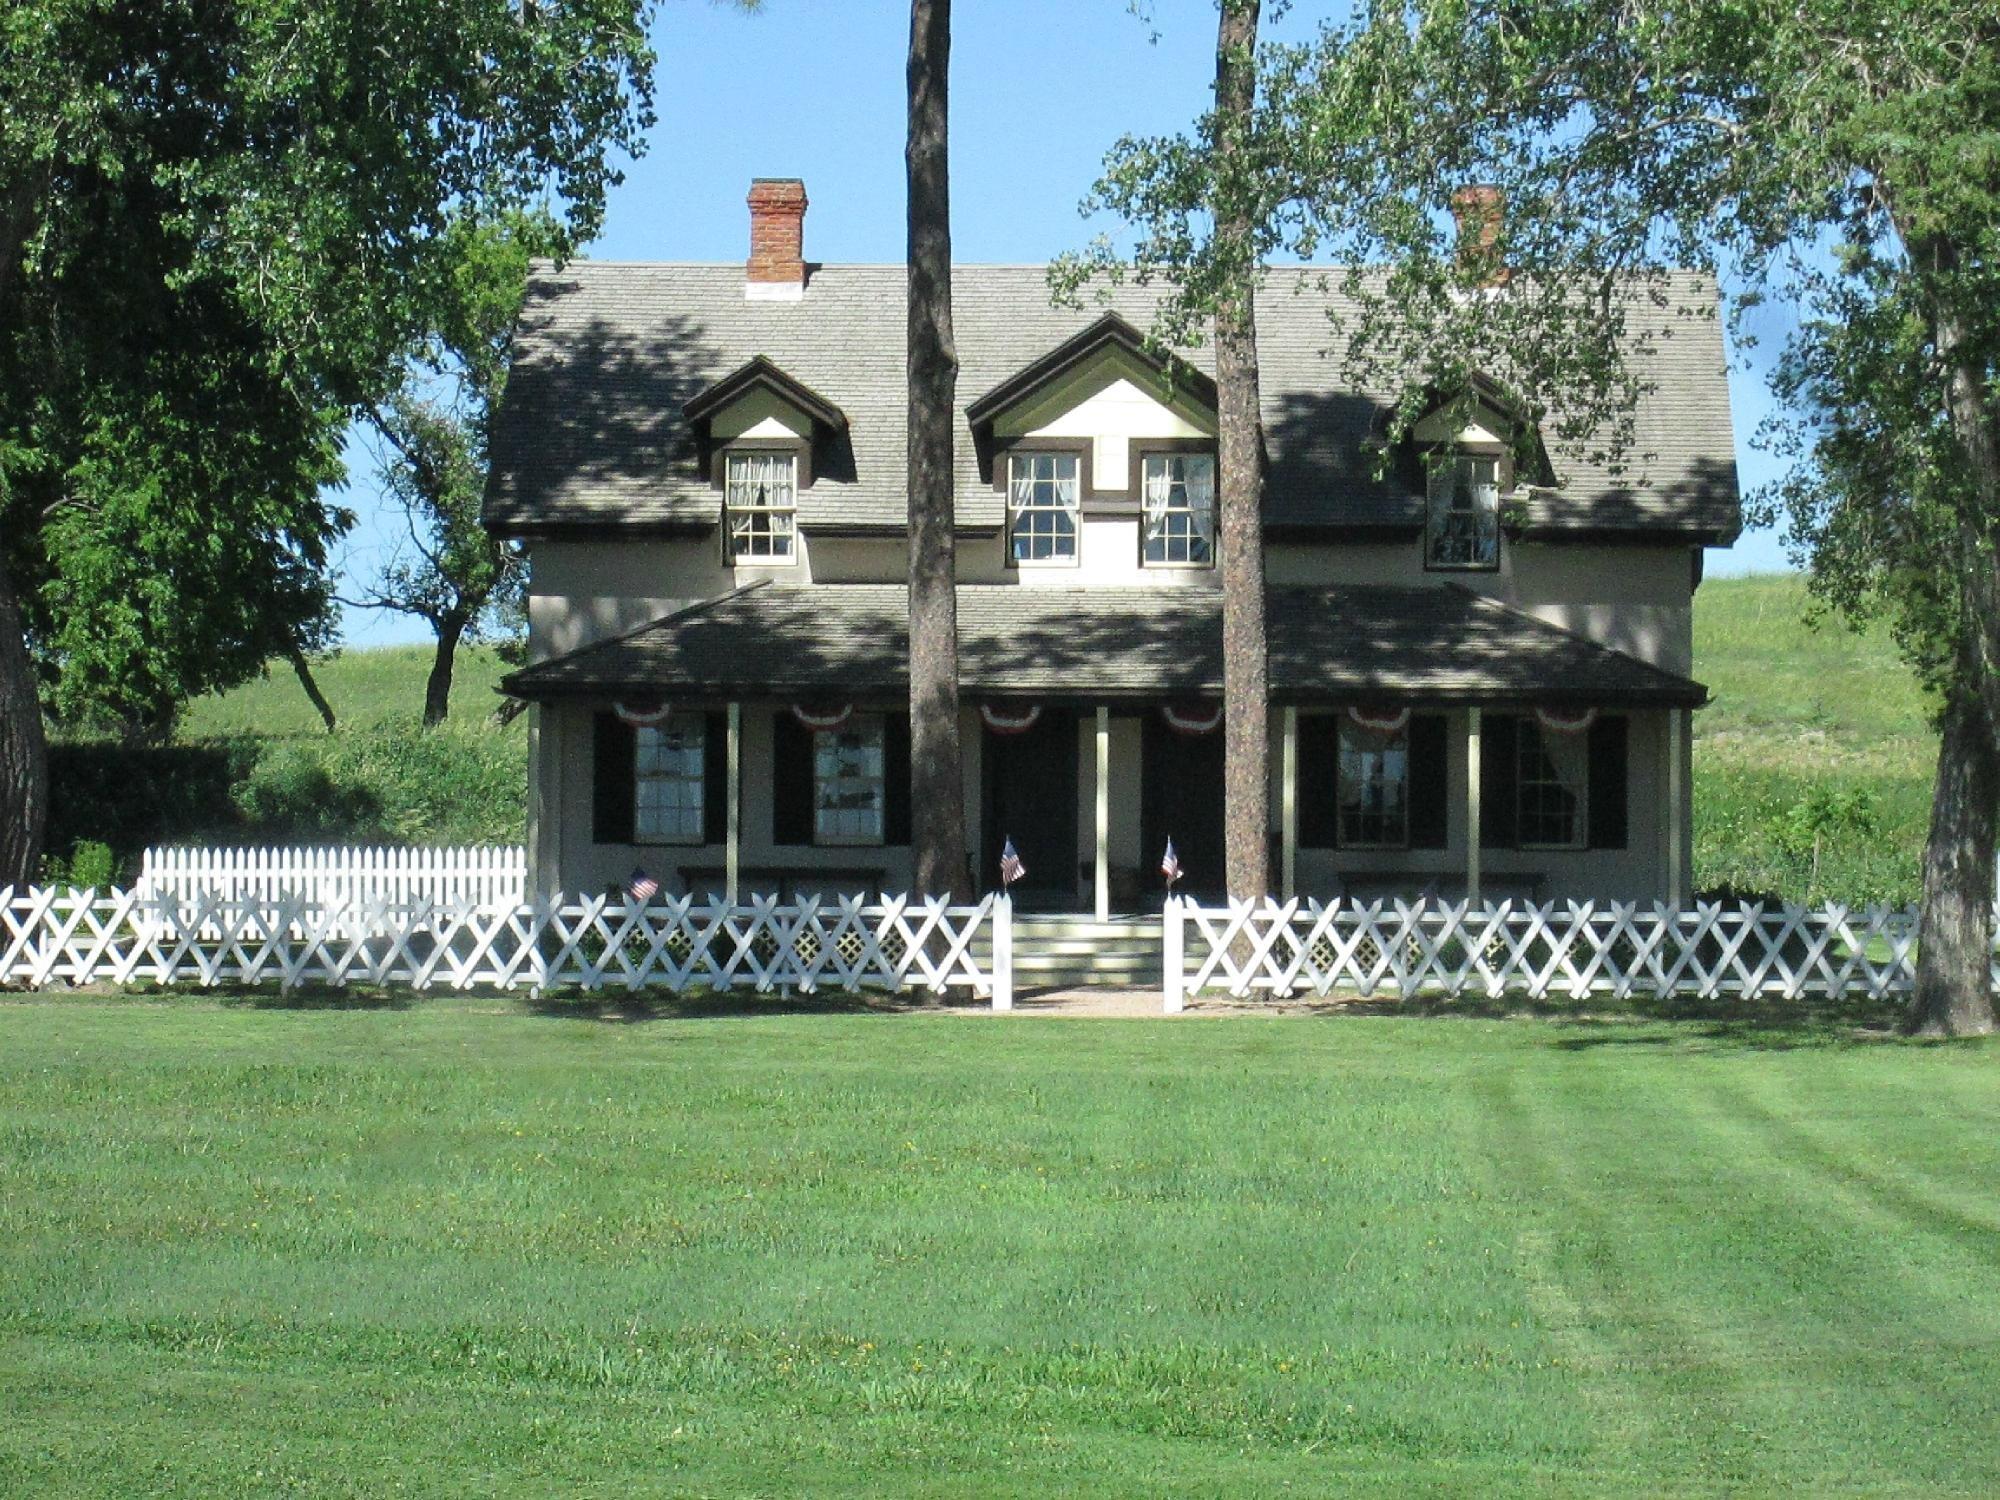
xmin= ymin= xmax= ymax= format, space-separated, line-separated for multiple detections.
xmin=1144 ymin=455 xmax=1215 ymax=536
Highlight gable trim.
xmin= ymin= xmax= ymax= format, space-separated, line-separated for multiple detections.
xmin=964 ymin=312 xmax=1216 ymax=431
xmin=682 ymin=355 xmax=849 ymax=434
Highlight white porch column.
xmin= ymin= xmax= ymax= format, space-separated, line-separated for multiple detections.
xmin=726 ymin=701 xmax=742 ymax=904
xmin=1666 ymin=706 xmax=1685 ymax=905
xmin=1465 ymin=707 xmax=1483 ymax=903
xmin=1281 ymin=706 xmax=1299 ymax=901
xmin=1094 ymin=707 xmax=1111 ymax=921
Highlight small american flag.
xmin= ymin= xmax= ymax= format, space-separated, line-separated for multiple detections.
xmin=627 ymin=866 xmax=660 ymax=903
xmin=1160 ymin=838 xmax=1182 ymax=889
xmin=998 ymin=837 xmax=1026 ymax=887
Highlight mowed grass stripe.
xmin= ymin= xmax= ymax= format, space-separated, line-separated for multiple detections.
xmin=2 ymin=1000 xmax=1999 ymax=1494
xmin=1489 ymin=1043 xmax=2000 ymax=1492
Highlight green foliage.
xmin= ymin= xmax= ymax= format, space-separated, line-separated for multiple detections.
xmin=4 ymin=1004 xmax=2000 ymax=1491
xmin=0 ymin=0 xmax=657 ymax=735
xmin=37 ymin=836 xmax=115 ymax=891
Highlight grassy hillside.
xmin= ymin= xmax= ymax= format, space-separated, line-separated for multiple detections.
xmin=45 ymin=578 xmax=1938 ymax=903
xmin=1693 ymin=574 xmax=1934 ymax=905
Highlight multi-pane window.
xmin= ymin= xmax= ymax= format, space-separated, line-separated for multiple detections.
xmin=813 ymin=715 xmax=885 ymax=845
xmin=1426 ymin=454 xmax=1501 ymax=569
xmin=726 ymin=451 xmax=797 ymax=562
xmin=1338 ymin=720 xmax=1409 ymax=848
xmin=1516 ymin=719 xmax=1587 ymax=849
xmin=634 ymin=724 xmax=705 ymax=843
xmin=1007 ymin=452 xmax=1080 ymax=564
xmin=1142 ymin=452 xmax=1216 ymax=566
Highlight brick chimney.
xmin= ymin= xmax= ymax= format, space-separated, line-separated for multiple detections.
xmin=1449 ymin=184 xmax=1508 ymax=288
xmin=746 ymin=178 xmax=808 ymax=299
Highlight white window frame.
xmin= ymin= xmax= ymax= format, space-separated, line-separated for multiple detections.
xmin=813 ymin=714 xmax=886 ymax=846
xmin=1141 ymin=451 xmax=1216 ymax=568
xmin=1336 ymin=719 xmax=1411 ymax=850
xmin=725 ymin=450 xmax=798 ymax=564
xmin=1425 ymin=453 xmax=1501 ymax=570
xmin=1006 ymin=451 xmax=1081 ymax=566
xmin=634 ymin=723 xmax=706 ymax=845
xmin=1515 ymin=718 xmax=1588 ymax=851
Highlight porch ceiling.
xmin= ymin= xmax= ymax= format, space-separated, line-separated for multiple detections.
xmin=501 ymin=581 xmax=1707 ymax=707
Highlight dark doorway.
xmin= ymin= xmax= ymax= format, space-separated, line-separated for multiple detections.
xmin=982 ymin=708 xmax=1080 ymax=910
xmin=1142 ymin=714 xmax=1227 ymax=904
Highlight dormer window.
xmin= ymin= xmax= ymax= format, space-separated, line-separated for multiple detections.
xmin=1007 ymin=452 xmax=1080 ymax=565
xmin=725 ymin=451 xmax=797 ymax=563
xmin=1141 ymin=452 xmax=1216 ymax=566
xmin=1426 ymin=454 xmax=1500 ymax=570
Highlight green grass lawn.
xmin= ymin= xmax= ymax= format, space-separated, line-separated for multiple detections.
xmin=4 ymin=997 xmax=1998 ymax=1495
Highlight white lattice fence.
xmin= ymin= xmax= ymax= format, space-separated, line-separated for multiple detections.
xmin=1162 ymin=896 xmax=1966 ymax=1011
xmin=0 ymin=887 xmax=1013 ymax=1008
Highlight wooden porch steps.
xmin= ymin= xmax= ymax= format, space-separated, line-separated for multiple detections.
xmin=998 ymin=913 xmax=1166 ymax=992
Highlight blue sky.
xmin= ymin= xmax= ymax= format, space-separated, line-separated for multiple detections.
xmin=337 ymin=0 xmax=1794 ymax=647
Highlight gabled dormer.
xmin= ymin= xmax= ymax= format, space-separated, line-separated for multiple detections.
xmin=1408 ymin=372 xmax=1554 ymax=572
xmin=684 ymin=356 xmax=848 ymax=566
xmin=967 ymin=313 xmax=1219 ymax=571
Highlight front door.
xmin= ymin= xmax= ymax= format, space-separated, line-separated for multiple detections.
xmin=983 ymin=708 xmax=1080 ymax=910
xmin=1142 ymin=714 xmax=1227 ymax=904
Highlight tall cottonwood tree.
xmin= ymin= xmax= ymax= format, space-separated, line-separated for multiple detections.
xmin=0 ymin=0 xmax=656 ymax=885
xmin=906 ymin=0 xmax=969 ymax=899
xmin=1055 ymin=0 xmax=1275 ymax=901
xmin=1211 ymin=0 xmax=1272 ymax=902
xmin=1112 ymin=0 xmax=2000 ymax=1032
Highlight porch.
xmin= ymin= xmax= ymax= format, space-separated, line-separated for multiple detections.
xmin=501 ymin=581 xmax=1706 ymax=913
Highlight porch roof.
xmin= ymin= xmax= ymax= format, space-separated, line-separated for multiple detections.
xmin=501 ymin=581 xmax=1708 ymax=708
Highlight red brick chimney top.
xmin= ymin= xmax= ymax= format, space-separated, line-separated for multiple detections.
xmin=1449 ymin=184 xmax=1509 ymax=288
xmin=747 ymin=178 xmax=808 ymax=290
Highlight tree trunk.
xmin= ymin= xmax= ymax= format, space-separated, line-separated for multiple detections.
xmin=1909 ymin=688 xmax=1997 ymax=1036
xmin=1213 ymin=0 xmax=1270 ymax=903
xmin=0 ymin=552 xmax=49 ymax=888
xmin=423 ymin=616 xmax=466 ymax=728
xmin=1906 ymin=259 xmax=2000 ymax=1033
xmin=905 ymin=0 xmax=968 ymax=900
xmin=286 ymin=646 xmax=338 ymax=733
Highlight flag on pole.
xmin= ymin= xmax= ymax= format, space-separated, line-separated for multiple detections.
xmin=1160 ymin=837 xmax=1181 ymax=890
xmin=628 ymin=866 xmax=660 ymax=903
xmin=999 ymin=837 xmax=1026 ymax=887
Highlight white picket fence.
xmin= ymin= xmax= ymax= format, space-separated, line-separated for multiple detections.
xmin=0 ymin=887 xmax=1013 ymax=1008
xmin=138 ymin=845 xmax=527 ymax=913
xmin=1162 ymin=896 xmax=1965 ymax=1012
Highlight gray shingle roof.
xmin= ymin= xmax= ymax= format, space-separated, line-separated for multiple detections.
xmin=501 ymin=582 xmax=1706 ymax=707
xmin=484 ymin=263 xmax=1741 ymax=542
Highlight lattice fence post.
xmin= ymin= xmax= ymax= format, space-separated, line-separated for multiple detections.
xmin=992 ymin=893 xmax=1013 ymax=1011
xmin=1163 ymin=895 xmax=1186 ymax=1013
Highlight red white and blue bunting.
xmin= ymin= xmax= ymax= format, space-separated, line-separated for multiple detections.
xmin=613 ymin=701 xmax=673 ymax=728
xmin=1534 ymin=706 xmax=1598 ymax=735
xmin=1345 ymin=705 xmax=1411 ymax=735
xmin=979 ymin=702 xmax=1042 ymax=735
xmin=1162 ymin=702 xmax=1224 ymax=736
xmin=790 ymin=702 xmax=854 ymax=731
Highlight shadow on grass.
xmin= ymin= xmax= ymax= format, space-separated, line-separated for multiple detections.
xmin=210 ymin=986 xmax=413 ymax=1012
xmin=519 ymin=988 xmax=983 ymax=1023
xmin=1304 ymin=991 xmax=1912 ymax=1050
